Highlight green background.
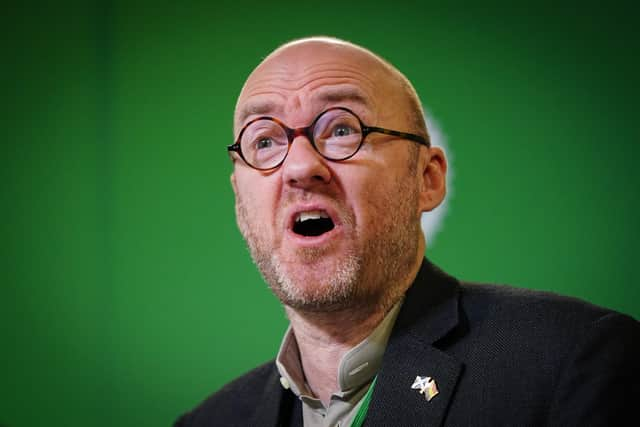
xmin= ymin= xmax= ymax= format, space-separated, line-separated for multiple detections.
xmin=2 ymin=1 xmax=638 ymax=426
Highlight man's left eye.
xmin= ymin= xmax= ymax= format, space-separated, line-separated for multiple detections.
xmin=332 ymin=125 xmax=354 ymax=137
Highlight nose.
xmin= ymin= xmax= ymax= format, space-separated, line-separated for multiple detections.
xmin=281 ymin=135 xmax=331 ymax=188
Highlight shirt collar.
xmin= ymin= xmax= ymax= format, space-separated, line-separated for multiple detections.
xmin=276 ymin=298 xmax=404 ymax=397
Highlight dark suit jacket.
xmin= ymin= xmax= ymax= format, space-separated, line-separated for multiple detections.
xmin=175 ymin=259 xmax=639 ymax=426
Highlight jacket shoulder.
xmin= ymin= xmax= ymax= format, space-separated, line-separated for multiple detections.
xmin=174 ymin=360 xmax=278 ymax=427
xmin=442 ymin=281 xmax=639 ymax=425
xmin=458 ymin=281 xmax=633 ymax=325
xmin=454 ymin=281 xmax=639 ymax=391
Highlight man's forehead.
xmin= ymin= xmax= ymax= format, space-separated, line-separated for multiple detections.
xmin=236 ymin=86 xmax=373 ymax=126
xmin=233 ymin=40 xmax=402 ymax=131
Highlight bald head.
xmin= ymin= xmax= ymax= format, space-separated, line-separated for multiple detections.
xmin=234 ymin=36 xmax=429 ymax=143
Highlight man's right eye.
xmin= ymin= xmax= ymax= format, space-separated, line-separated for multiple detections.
xmin=255 ymin=138 xmax=273 ymax=150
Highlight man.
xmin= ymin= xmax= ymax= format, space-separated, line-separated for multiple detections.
xmin=176 ymin=37 xmax=639 ymax=426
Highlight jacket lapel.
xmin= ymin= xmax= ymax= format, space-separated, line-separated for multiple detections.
xmin=365 ymin=259 xmax=464 ymax=427
xmin=249 ymin=365 xmax=294 ymax=427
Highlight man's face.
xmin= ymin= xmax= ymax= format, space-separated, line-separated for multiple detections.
xmin=231 ymin=42 xmax=426 ymax=312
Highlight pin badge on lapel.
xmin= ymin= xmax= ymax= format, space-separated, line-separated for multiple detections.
xmin=411 ymin=376 xmax=439 ymax=401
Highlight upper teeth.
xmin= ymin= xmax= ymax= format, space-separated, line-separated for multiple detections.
xmin=295 ymin=210 xmax=329 ymax=223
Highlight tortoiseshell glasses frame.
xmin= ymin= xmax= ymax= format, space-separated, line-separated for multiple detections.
xmin=227 ymin=106 xmax=430 ymax=171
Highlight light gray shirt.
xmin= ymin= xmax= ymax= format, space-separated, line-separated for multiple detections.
xmin=275 ymin=299 xmax=404 ymax=427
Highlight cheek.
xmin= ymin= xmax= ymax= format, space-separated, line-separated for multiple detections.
xmin=343 ymin=173 xmax=389 ymax=230
xmin=234 ymin=172 xmax=279 ymax=224
xmin=346 ymin=166 xmax=416 ymax=231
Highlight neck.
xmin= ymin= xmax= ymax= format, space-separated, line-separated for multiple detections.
xmin=285 ymin=250 xmax=424 ymax=405
xmin=285 ymin=305 xmax=385 ymax=405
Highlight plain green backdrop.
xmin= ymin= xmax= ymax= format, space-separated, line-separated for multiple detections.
xmin=2 ymin=1 xmax=639 ymax=426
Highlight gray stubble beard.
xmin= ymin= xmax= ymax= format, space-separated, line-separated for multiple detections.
xmin=234 ymin=175 xmax=421 ymax=314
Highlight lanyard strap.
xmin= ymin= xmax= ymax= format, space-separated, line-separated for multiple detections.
xmin=350 ymin=375 xmax=378 ymax=427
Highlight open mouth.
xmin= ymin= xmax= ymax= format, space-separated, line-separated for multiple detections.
xmin=292 ymin=210 xmax=335 ymax=237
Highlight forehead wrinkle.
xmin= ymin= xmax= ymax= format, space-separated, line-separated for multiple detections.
xmin=237 ymin=81 xmax=376 ymax=129
xmin=300 ymin=60 xmax=379 ymax=83
xmin=251 ymin=54 xmax=380 ymax=94
xmin=312 ymin=86 xmax=371 ymax=108
xmin=236 ymin=56 xmax=386 ymax=129
xmin=235 ymin=68 xmax=293 ymax=125
xmin=236 ymin=97 xmax=281 ymax=128
xmin=250 ymin=68 xmax=378 ymax=97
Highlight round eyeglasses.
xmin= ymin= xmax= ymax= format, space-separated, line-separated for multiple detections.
xmin=227 ymin=107 xmax=430 ymax=171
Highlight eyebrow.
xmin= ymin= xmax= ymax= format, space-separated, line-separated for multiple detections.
xmin=314 ymin=87 xmax=372 ymax=109
xmin=237 ymin=100 xmax=279 ymax=126
xmin=236 ymin=87 xmax=372 ymax=128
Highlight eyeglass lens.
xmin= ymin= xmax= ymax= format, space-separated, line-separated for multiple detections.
xmin=239 ymin=109 xmax=363 ymax=169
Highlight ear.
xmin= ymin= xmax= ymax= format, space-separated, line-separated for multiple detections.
xmin=419 ymin=146 xmax=447 ymax=212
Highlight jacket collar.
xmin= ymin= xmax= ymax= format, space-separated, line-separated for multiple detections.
xmin=249 ymin=365 xmax=297 ymax=427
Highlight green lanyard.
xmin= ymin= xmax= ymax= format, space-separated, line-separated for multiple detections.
xmin=350 ymin=376 xmax=378 ymax=427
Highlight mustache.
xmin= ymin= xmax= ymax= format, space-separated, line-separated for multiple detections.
xmin=282 ymin=186 xmax=334 ymax=203
xmin=279 ymin=188 xmax=355 ymax=228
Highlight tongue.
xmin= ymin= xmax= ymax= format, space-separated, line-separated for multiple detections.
xmin=294 ymin=217 xmax=335 ymax=237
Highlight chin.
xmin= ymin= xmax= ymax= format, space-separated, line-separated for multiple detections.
xmin=268 ymin=253 xmax=362 ymax=311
